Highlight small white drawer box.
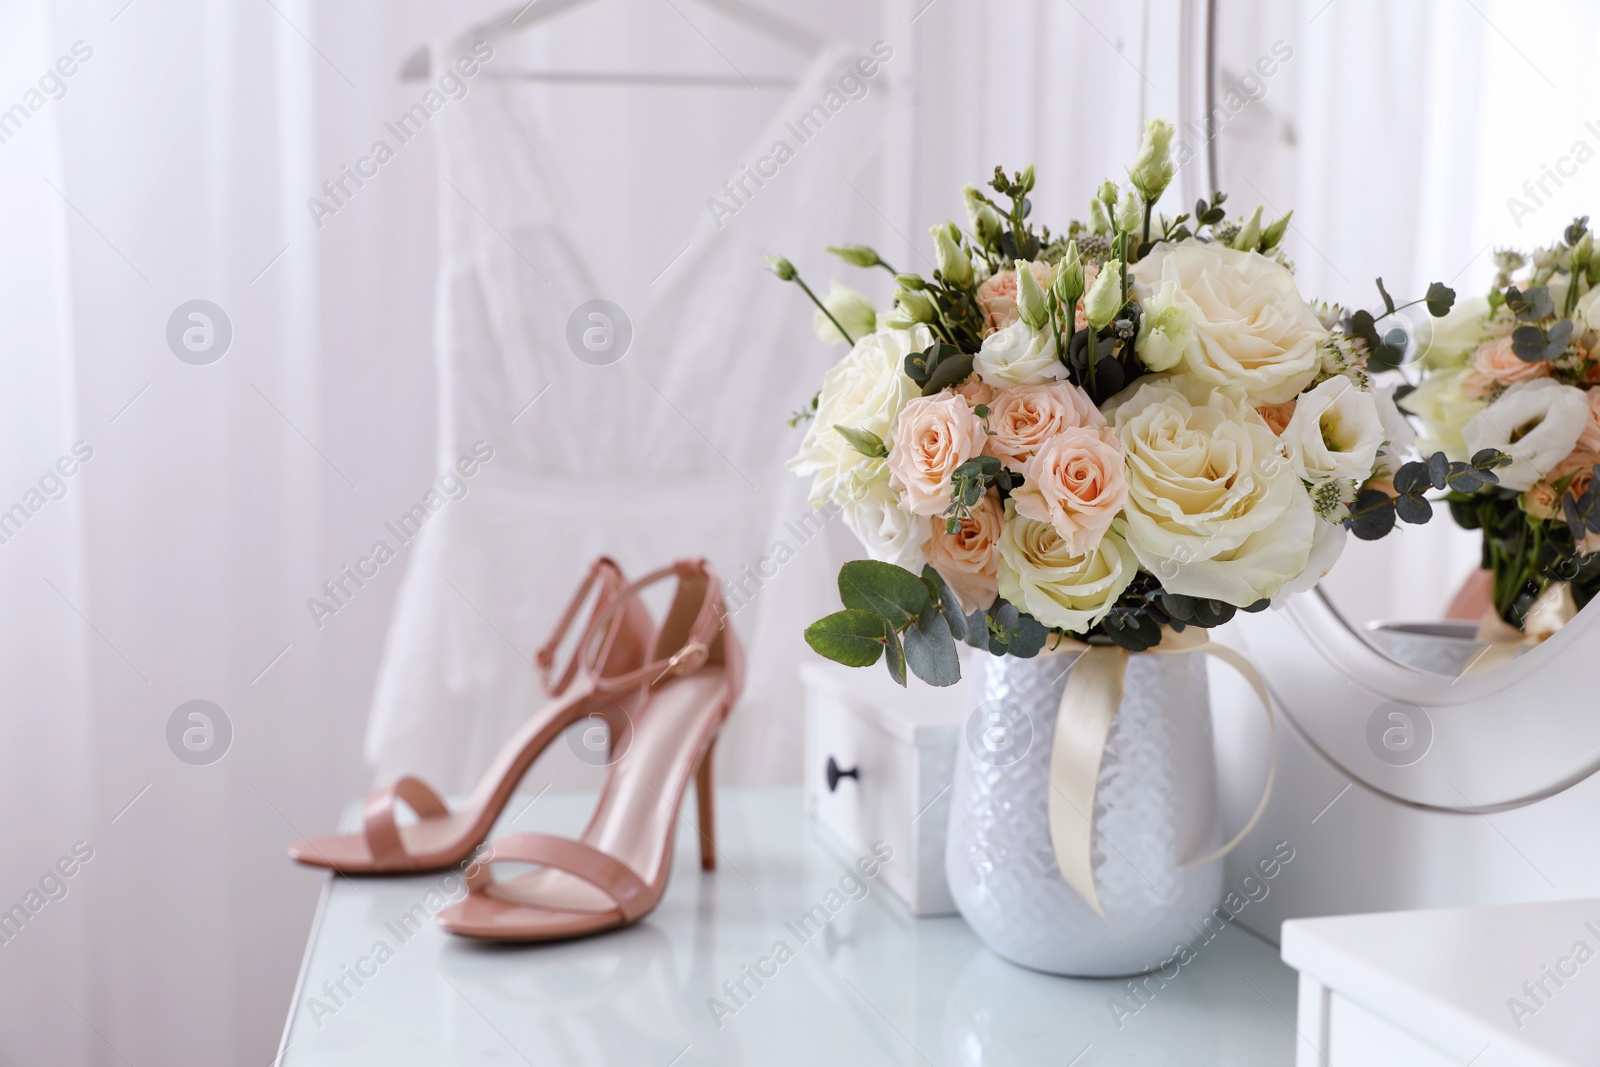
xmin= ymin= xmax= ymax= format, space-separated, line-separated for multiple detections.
xmin=800 ymin=660 xmax=966 ymax=916
xmin=1283 ymin=899 xmax=1600 ymax=1067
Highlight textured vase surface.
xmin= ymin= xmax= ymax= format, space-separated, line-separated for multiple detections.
xmin=945 ymin=648 xmax=1224 ymax=976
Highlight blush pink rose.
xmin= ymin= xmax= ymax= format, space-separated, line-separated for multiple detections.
xmin=954 ymin=378 xmax=997 ymax=409
xmin=1012 ymin=427 xmax=1128 ymax=554
xmin=984 ymin=381 xmax=1105 ymax=469
xmin=1524 ymin=448 xmax=1600 ymax=520
xmin=1461 ymin=336 xmax=1550 ymax=399
xmin=975 ymin=261 xmax=1055 ymax=335
xmin=926 ymin=491 xmax=1002 ymax=611
xmin=1255 ymin=400 xmax=1296 ymax=436
xmin=1578 ymin=388 xmax=1600 ymax=453
xmin=887 ymin=394 xmax=986 ymax=515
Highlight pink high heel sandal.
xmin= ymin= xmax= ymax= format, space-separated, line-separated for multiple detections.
xmin=436 ymin=559 xmax=742 ymax=941
xmin=288 ymin=557 xmax=654 ymax=874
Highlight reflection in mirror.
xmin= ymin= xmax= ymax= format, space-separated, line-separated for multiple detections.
xmin=1207 ymin=0 xmax=1600 ymax=671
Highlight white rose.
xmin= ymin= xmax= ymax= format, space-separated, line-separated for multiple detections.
xmin=996 ymin=502 xmax=1140 ymax=633
xmin=1461 ymin=378 xmax=1591 ymax=491
xmin=1575 ymin=287 xmax=1600 ymax=333
xmin=812 ymin=282 xmax=878 ymax=345
xmin=1372 ymin=382 xmax=1416 ymax=476
xmin=839 ymin=469 xmax=929 ymax=570
xmin=1282 ymin=375 xmax=1385 ymax=484
xmin=1413 ymin=296 xmax=1491 ymax=370
xmin=1271 ymin=518 xmax=1348 ymax=607
xmin=1134 ymin=280 xmax=1198 ymax=372
xmin=973 ymin=321 xmax=1066 ymax=387
xmin=1111 ymin=376 xmax=1316 ymax=605
xmin=1398 ymin=367 xmax=1482 ymax=460
xmin=787 ymin=325 xmax=933 ymax=508
xmin=1130 ymin=242 xmax=1325 ymax=404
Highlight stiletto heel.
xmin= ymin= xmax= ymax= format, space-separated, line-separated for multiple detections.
xmin=695 ymin=738 xmax=716 ymax=872
xmin=288 ymin=557 xmax=654 ymax=874
xmin=436 ymin=559 xmax=744 ymax=941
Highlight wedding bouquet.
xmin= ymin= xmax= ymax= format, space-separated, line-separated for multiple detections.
xmin=1406 ymin=223 xmax=1600 ymax=631
xmin=773 ymin=119 xmax=1498 ymax=686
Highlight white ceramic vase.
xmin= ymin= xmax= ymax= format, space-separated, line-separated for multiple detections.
xmin=945 ymin=648 xmax=1225 ymax=976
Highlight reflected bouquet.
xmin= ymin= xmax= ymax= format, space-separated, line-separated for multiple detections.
xmin=1406 ymin=224 xmax=1600 ymax=631
xmin=773 ymin=119 xmax=1494 ymax=685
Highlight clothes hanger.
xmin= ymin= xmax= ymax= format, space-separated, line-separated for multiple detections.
xmin=398 ymin=0 xmax=824 ymax=85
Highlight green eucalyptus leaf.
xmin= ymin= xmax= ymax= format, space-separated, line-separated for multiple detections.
xmin=921 ymin=565 xmax=968 ymax=641
xmin=838 ymin=560 xmax=931 ymax=629
xmin=883 ymin=626 xmax=907 ymax=686
xmin=904 ymin=607 xmax=961 ymax=686
xmin=1425 ymin=282 xmax=1456 ymax=317
xmin=804 ymin=609 xmax=889 ymax=667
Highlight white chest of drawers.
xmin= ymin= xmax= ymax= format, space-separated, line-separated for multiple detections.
xmin=1283 ymin=898 xmax=1600 ymax=1066
xmin=800 ymin=660 xmax=966 ymax=916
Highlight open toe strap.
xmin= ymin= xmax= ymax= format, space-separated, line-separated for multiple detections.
xmin=466 ymin=833 xmax=651 ymax=923
xmin=363 ymin=775 xmax=449 ymax=867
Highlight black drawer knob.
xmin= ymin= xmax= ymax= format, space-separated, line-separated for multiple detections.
xmin=826 ymin=756 xmax=859 ymax=793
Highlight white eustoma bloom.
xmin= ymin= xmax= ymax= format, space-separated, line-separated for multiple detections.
xmin=839 ymin=469 xmax=929 ymax=570
xmin=1461 ymin=378 xmax=1590 ymax=491
xmin=1282 ymin=375 xmax=1385 ymax=484
xmin=1134 ymin=280 xmax=1199 ymax=372
xmin=1371 ymin=382 xmax=1416 ymax=476
xmin=787 ymin=325 xmax=932 ymax=507
xmin=1109 ymin=375 xmax=1315 ymax=605
xmin=1271 ymin=518 xmax=1348 ymax=606
xmin=973 ymin=320 xmax=1065 ymax=387
xmin=811 ymin=282 xmax=877 ymax=345
xmin=1130 ymin=242 xmax=1325 ymax=404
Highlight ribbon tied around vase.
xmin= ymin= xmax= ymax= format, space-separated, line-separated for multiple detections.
xmin=1044 ymin=627 xmax=1277 ymax=919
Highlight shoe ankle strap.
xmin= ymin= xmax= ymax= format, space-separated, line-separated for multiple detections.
xmin=534 ymin=557 xmax=625 ymax=697
xmin=590 ymin=560 xmax=725 ymax=694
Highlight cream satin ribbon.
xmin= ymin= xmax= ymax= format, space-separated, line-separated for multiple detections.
xmin=1044 ymin=628 xmax=1277 ymax=918
xmin=1463 ymin=582 xmax=1575 ymax=675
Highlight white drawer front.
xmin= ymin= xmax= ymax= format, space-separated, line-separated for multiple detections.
xmin=803 ymin=684 xmax=958 ymax=916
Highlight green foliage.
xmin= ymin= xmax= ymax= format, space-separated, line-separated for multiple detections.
xmin=904 ymin=342 xmax=976 ymax=397
xmin=1090 ymin=572 xmax=1268 ymax=652
xmin=804 ymin=610 xmax=891 ymax=667
xmin=838 ymin=560 xmax=930 ymax=629
xmin=807 ymin=561 xmax=976 ymax=687
xmin=1348 ymin=450 xmax=1508 ymax=541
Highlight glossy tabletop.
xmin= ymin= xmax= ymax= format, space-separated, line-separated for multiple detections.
xmin=278 ymin=787 xmax=1299 ymax=1066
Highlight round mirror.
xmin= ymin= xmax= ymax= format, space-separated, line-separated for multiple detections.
xmin=1202 ymin=0 xmax=1600 ymax=808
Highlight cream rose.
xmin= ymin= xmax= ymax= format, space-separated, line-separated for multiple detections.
xmin=975 ymin=261 xmax=1055 ymax=334
xmin=1398 ymin=366 xmax=1482 ymax=460
xmin=984 ymin=381 xmax=1104 ymax=468
xmin=839 ymin=468 xmax=929 ymax=570
xmin=1462 ymin=378 xmax=1591 ymax=491
xmin=996 ymin=502 xmax=1140 ymax=632
xmin=1012 ymin=427 xmax=1128 ymax=555
xmin=788 ymin=325 xmax=933 ymax=507
xmin=886 ymin=393 xmax=986 ymax=515
xmin=1110 ymin=376 xmax=1316 ymax=605
xmin=973 ymin=321 xmax=1065 ymax=387
xmin=1414 ymin=295 xmax=1492 ymax=369
xmin=925 ymin=491 xmax=1002 ymax=611
xmin=1130 ymin=242 xmax=1326 ymax=404
xmin=1282 ymin=375 xmax=1385 ymax=485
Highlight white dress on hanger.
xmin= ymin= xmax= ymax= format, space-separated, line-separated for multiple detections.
xmin=364 ymin=44 xmax=893 ymax=792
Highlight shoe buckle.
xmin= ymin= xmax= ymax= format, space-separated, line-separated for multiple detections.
xmin=666 ymin=641 xmax=709 ymax=676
